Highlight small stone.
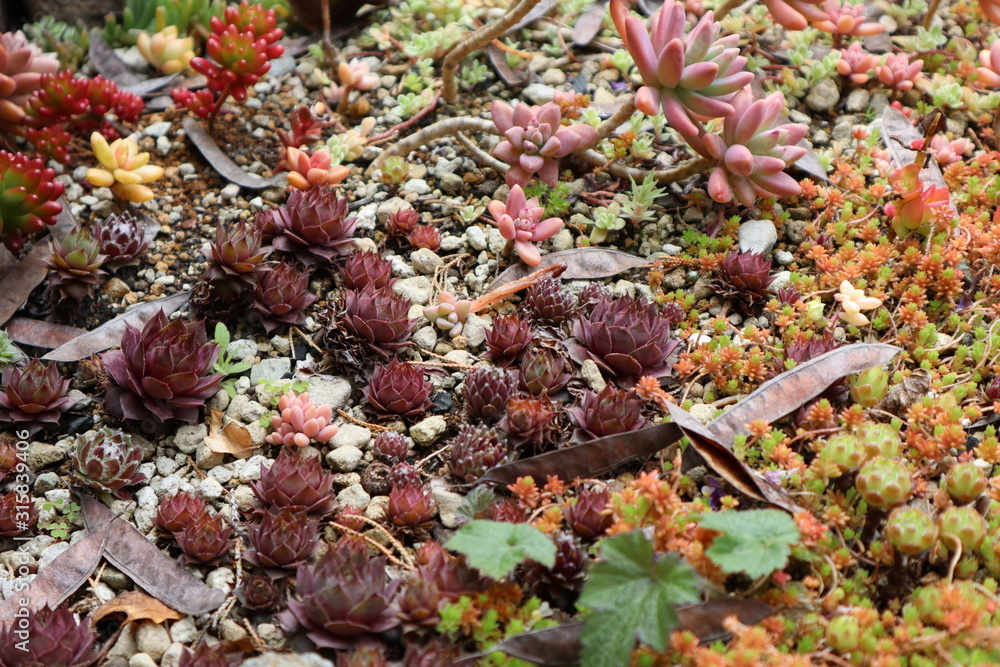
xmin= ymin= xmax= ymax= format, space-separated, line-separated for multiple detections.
xmin=198 ymin=476 xmax=225 ymax=500
xmin=522 ymin=83 xmax=556 ymax=104
xmin=255 ymin=624 xmax=288 ymax=651
xmin=332 ymin=424 xmax=372 ymax=450
xmin=161 ymin=644 xmax=186 ymax=667
xmin=108 ymin=624 xmax=138 ymax=659
xmin=430 ymin=479 xmax=464 ymax=529
xmin=250 ymin=357 xmax=291 ymax=385
xmin=541 ymin=68 xmax=567 ymax=85
xmin=220 ymin=618 xmax=248 ymax=641
xmin=38 ymin=541 xmax=71 ymax=570
xmin=27 ymin=442 xmax=68 ymax=471
xmin=770 ymin=270 xmax=792 ymax=292
xmin=410 ymin=248 xmax=444 ymax=274
xmin=221 ymin=183 xmax=241 ymax=200
xmin=207 ymin=567 xmax=235 ymax=594
xmin=551 ymin=228 xmax=574 ymax=252
xmin=103 ymin=277 xmax=131 ymax=300
xmin=135 ymin=621 xmax=171 ymax=661
xmin=805 ymin=77 xmax=840 ymax=113
xmin=412 ymin=325 xmax=438 ymax=349
xmin=33 ymin=472 xmax=60 ymax=494
xmin=337 ymin=483 xmax=371 ymax=510
xmin=173 ymin=423 xmax=207 ymax=454
xmin=393 ymin=276 xmax=433 ymax=306
xmin=580 ymin=360 xmax=607 ymax=392
xmin=129 ymin=653 xmax=158 ymax=667
xmin=169 ymin=616 xmax=197 ymax=644
xmin=689 ymin=403 xmax=717 ymax=424
xmin=271 ymin=335 xmax=291 ymax=355
xmin=845 ymin=88 xmax=871 ymax=113
xmin=440 ymin=172 xmax=463 ymax=194
xmin=195 ymin=443 xmax=224 ymax=470
xmin=402 ymin=178 xmax=431 ymax=195
xmin=410 ymin=415 xmax=447 ymax=446
xmin=227 ymin=394 xmax=269 ymax=423
xmin=242 ymin=654 xmax=334 ymax=667
xmin=143 ymin=121 xmax=172 ymax=138
xmin=227 ymin=339 xmax=257 ymax=362
xmin=307 ymin=376 xmax=352 ymax=410
xmin=376 ymin=197 xmax=409 ymax=225
xmin=463 ymin=313 xmax=490 ymax=349
xmin=207 ymin=389 xmax=230 ymax=412
xmin=466 ymin=225 xmax=487 ymax=250
xmin=738 ymin=219 xmax=778 ymax=255
xmin=365 ymin=495 xmax=390 ymax=522
xmin=327 ymin=445 xmax=364 ymax=472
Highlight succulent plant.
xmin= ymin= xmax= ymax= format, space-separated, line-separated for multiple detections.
xmin=175 ymin=510 xmax=232 ymax=565
xmin=271 ymin=185 xmax=356 ymax=264
xmin=388 ymin=484 xmax=436 ymax=531
xmin=137 ymin=25 xmax=194 ymax=74
xmin=519 ymin=346 xmax=573 ymax=395
xmin=449 ymin=425 xmax=509 ymax=483
xmin=0 ymin=441 xmax=17 ymax=482
xmin=100 ymin=310 xmax=222 ymax=423
xmin=525 ymin=277 xmax=577 ymax=324
xmin=978 ymin=40 xmax=1000 ymax=88
xmin=277 ymin=104 xmax=330 ymax=149
xmin=71 ymin=427 xmax=146 ymax=498
xmin=245 ymin=508 xmax=320 ymax=571
xmin=341 ymin=283 xmax=417 ymax=353
xmin=373 ymin=431 xmax=411 ymax=465
xmin=818 ymin=433 xmax=866 ymax=475
xmin=686 ymin=90 xmax=808 ymax=207
xmin=944 ymin=462 xmax=987 ymax=505
xmin=526 ymin=532 xmax=587 ymax=600
xmin=885 ymin=507 xmax=937 ymax=556
xmin=361 ymin=461 xmax=393 ymax=496
xmin=170 ymin=87 xmax=217 ymax=118
xmin=342 ymin=251 xmax=395 ymax=291
xmin=265 ymin=390 xmax=339 ymax=448
xmin=571 ymin=294 xmax=679 ymax=384
xmin=714 ymin=249 xmax=775 ymax=309
xmin=414 ymin=541 xmax=484 ymax=600
xmin=610 ymin=0 xmax=754 ymax=136
xmin=329 ymin=58 xmax=379 ymax=102
xmin=0 ymin=331 xmax=23 ymax=368
xmin=339 ymin=644 xmax=389 ymax=667
xmin=403 ymin=639 xmax=463 ymax=666
xmin=238 ymin=573 xmax=284 ymax=610
xmin=877 ymin=52 xmax=923 ymax=91
xmin=0 ymin=150 xmax=66 ymax=253
xmin=463 ymin=366 xmax=518 ymax=423
xmin=278 ymin=146 xmax=350 ymax=190
xmin=252 ymin=447 xmax=336 ymax=516
xmin=252 ymin=261 xmax=318 ymax=334
xmin=483 ymin=313 xmax=533 ymax=364
xmin=42 ymin=228 xmax=106 ymax=302
xmin=407 ymin=225 xmax=442 ymax=252
xmin=92 ymin=211 xmax=151 ymax=267
xmin=203 ymin=221 xmax=272 ymax=292
xmin=815 ymin=0 xmax=883 ymax=36
xmin=568 ymin=385 xmax=647 ymax=439
xmin=189 ymin=22 xmax=283 ymax=110
xmin=386 ymin=208 xmax=420 ymax=237
xmin=0 ymin=489 xmax=37 ymax=536
xmin=564 ymin=488 xmax=612 ymax=541
xmin=854 ymin=459 xmax=913 ymax=510
xmin=423 ymin=291 xmax=473 ymax=338
xmin=761 ymin=0 xmax=827 ymax=31
xmin=490 ymin=100 xmax=598 ymax=187
xmin=177 ymin=641 xmax=244 ymax=667
xmin=0 ymin=30 xmax=60 ymax=125
xmin=487 ymin=184 xmax=563 ymax=267
xmin=0 ymin=605 xmax=96 ymax=667
xmin=835 ymin=42 xmax=879 ymax=85
xmin=855 ymin=423 xmax=902 ymax=460
xmin=0 ymin=358 xmax=75 ymax=429
xmin=86 ymin=132 xmax=164 ymax=203
xmin=281 ymin=536 xmax=401 ymax=649
xmin=938 ymin=506 xmax=987 ymax=552
xmin=365 ymin=360 xmax=433 ymax=418
xmin=500 ymin=395 xmax=558 ymax=448
xmin=826 ymin=615 xmax=861 ymax=654
xmin=885 ymin=165 xmax=950 ymax=238
xmin=396 ymin=578 xmax=444 ymax=633
xmin=389 ymin=462 xmax=423 ymax=490
xmin=845 ymin=366 xmax=888 ymax=408
xmin=155 ymin=490 xmax=209 ymax=534
xmin=211 ymin=1 xmax=284 ymax=44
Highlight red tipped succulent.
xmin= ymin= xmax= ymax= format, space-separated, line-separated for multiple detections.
xmin=449 ymin=425 xmax=509 ymax=483
xmin=0 ymin=150 xmax=65 ymax=253
xmin=373 ymin=431 xmax=411 ymax=465
xmin=0 ymin=31 xmax=60 ymax=125
xmin=175 ymin=510 xmax=232 ymax=565
xmin=238 ymin=574 xmax=284 ymax=610
xmin=571 ymin=294 xmax=679 ymax=384
xmin=211 ymin=1 xmax=284 ymax=44
xmin=564 ymin=488 xmax=612 ymax=541
xmin=386 ymin=208 xmax=420 ymax=237
xmin=519 ymin=346 xmax=572 ymax=395
xmin=0 ymin=358 xmax=75 ymax=429
xmin=387 ymin=484 xmax=436 ymax=532
xmin=569 ymin=385 xmax=647 ymax=439
xmin=341 ymin=283 xmax=417 ymax=353
xmin=189 ymin=21 xmax=282 ymax=113
xmin=396 ymin=578 xmax=443 ymax=633
xmin=483 ymin=313 xmax=534 ymax=364
xmin=365 ymin=360 xmax=433 ymax=418
xmin=525 ymin=277 xmax=577 ymax=324
xmin=342 ymin=250 xmax=395 ymax=290
xmin=277 ymin=105 xmax=330 ymax=149
xmin=463 ymin=366 xmax=517 ymax=423
xmin=92 ymin=211 xmax=150 ymax=267
xmin=70 ymin=427 xmax=146 ymax=498
xmin=281 ymin=536 xmax=402 ymax=649
xmin=251 ymin=447 xmax=336 ymax=516
xmin=244 ymin=508 xmax=320 ymax=572
xmin=42 ymin=228 xmax=106 ymax=303
xmin=488 ymin=184 xmax=563 ymax=267
xmin=204 ymin=221 xmax=272 ymax=292
xmin=407 ymin=225 xmax=442 ymax=252
xmin=0 ymin=605 xmax=96 ymax=667
xmin=272 ymin=188 xmax=356 ymax=263
xmin=500 ymin=395 xmax=558 ymax=448
xmin=389 ymin=462 xmax=422 ymax=490
xmin=100 ymin=310 xmax=222 ymax=423
xmin=0 ymin=489 xmax=37 ymax=536
xmin=252 ymin=261 xmax=317 ymax=334
xmin=155 ymin=490 xmax=209 ymax=534
xmin=714 ymin=249 xmax=775 ymax=309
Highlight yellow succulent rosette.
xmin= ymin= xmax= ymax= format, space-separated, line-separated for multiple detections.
xmin=136 ymin=26 xmax=194 ymax=76
xmin=87 ymin=132 xmax=164 ymax=203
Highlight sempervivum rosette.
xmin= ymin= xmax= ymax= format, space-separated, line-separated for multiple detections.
xmin=70 ymin=427 xmax=147 ymax=498
xmin=272 ymin=188 xmax=357 ymax=263
xmin=100 ymin=310 xmax=222 ymax=423
xmin=0 ymin=605 xmax=96 ymax=667
xmin=0 ymin=358 xmax=74 ymax=429
xmin=341 ymin=283 xmax=416 ymax=354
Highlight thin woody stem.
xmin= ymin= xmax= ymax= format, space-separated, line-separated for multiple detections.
xmin=922 ymin=0 xmax=943 ymax=29
xmin=576 ymin=149 xmax=715 ymax=184
xmin=365 ymin=117 xmax=496 ymax=177
xmin=593 ymin=97 xmax=638 ymax=144
xmin=441 ymin=0 xmax=541 ymax=103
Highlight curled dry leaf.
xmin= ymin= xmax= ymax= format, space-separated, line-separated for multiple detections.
xmin=877 ymin=368 xmax=931 ymax=416
xmin=572 ymin=0 xmax=609 ymax=46
xmin=90 ymin=590 xmax=184 ymax=627
xmin=487 ymin=43 xmax=532 ymax=88
xmin=43 ymin=291 xmax=191 ymax=362
xmin=182 ymin=118 xmax=286 ymax=190
xmin=487 ymin=247 xmax=648 ymax=292
xmin=5 ymin=318 xmax=87 ymax=350
xmin=203 ymin=409 xmax=257 ymax=458
xmin=89 ymin=34 xmax=144 ymax=87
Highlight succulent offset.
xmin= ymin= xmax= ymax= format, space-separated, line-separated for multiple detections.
xmin=203 ymin=221 xmax=272 ymax=291
xmin=0 ymin=30 xmax=60 ymax=126
xmin=365 ymin=360 xmax=433 ymax=417
xmin=463 ymin=366 xmax=518 ymax=423
xmin=71 ymin=427 xmax=147 ymax=498
xmin=251 ymin=447 xmax=336 ymax=515
xmin=568 ymin=385 xmax=647 ymax=439
xmin=483 ymin=313 xmax=534 ymax=364
xmin=0 ymin=150 xmax=65 ymax=253
xmin=423 ymin=291 xmax=473 ymax=337
xmin=155 ymin=490 xmax=209 ymax=533
xmin=278 ymin=146 xmax=350 ymax=190
xmin=0 ymin=605 xmax=96 ymax=667
xmin=245 ymin=508 xmax=319 ymax=571
xmin=519 ymin=346 xmax=573 ymax=395
xmin=487 ymin=184 xmax=563 ymax=266
xmin=100 ymin=310 xmax=222 ymax=423
xmin=266 ymin=391 xmax=339 ymax=447
xmin=252 ymin=261 xmax=317 ymax=333
xmin=342 ymin=250 xmax=395 ymax=291
xmin=92 ymin=211 xmax=150 ymax=266
xmin=449 ymin=425 xmax=509 ymax=483
xmin=0 ymin=358 xmax=74 ymax=428
xmin=42 ymin=228 xmax=106 ymax=302
xmin=341 ymin=283 xmax=416 ymax=353
xmin=175 ymin=510 xmax=232 ymax=564
xmin=137 ymin=25 xmax=194 ymax=74
xmin=272 ymin=188 xmax=357 ymax=263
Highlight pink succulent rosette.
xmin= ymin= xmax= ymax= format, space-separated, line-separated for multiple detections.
xmin=978 ymin=41 xmax=1000 ymax=88
xmin=877 ymin=53 xmax=924 ymax=91
xmin=487 ymin=184 xmax=563 ymax=266
xmin=491 ymin=100 xmax=598 ymax=187
xmin=610 ymin=0 xmax=754 ymax=136
xmin=812 ymin=0 xmax=883 ymax=36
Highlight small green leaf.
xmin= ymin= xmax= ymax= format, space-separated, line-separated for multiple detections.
xmin=699 ymin=509 xmax=800 ymax=579
xmin=214 ymin=322 xmax=230 ymax=348
xmin=445 ymin=520 xmax=556 ymax=580
xmin=228 ymin=361 xmax=252 ymax=374
xmin=578 ymin=531 xmax=699 ymax=667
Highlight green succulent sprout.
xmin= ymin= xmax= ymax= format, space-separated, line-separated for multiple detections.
xmin=0 ymin=331 xmax=24 ymax=367
xmin=588 ymin=203 xmax=626 ymax=244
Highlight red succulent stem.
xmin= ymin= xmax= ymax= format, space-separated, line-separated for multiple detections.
xmin=207 ymin=84 xmax=233 ymax=130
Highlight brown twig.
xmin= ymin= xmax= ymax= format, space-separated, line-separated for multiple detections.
xmin=367 ymin=90 xmax=443 ymax=144
xmin=469 ymin=263 xmax=567 ymax=313
xmin=576 ymin=150 xmax=714 ymax=185
xmin=336 ymin=409 xmax=391 ymax=432
xmin=329 ymin=516 xmax=416 ymax=569
xmin=366 ymin=117 xmax=497 ymax=177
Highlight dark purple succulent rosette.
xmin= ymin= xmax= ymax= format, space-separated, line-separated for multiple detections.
xmin=0 ymin=359 xmax=75 ymax=429
xmin=342 ymin=283 xmax=416 ymax=354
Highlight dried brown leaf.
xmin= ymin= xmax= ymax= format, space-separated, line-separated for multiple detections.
xmin=182 ymin=117 xmax=286 ymax=189
xmin=42 ymin=291 xmax=191 ymax=362
xmin=507 ymin=0 xmax=561 ymax=32
xmin=203 ymin=410 xmax=257 ymax=458
xmin=490 ymin=599 xmax=774 ymax=664
xmin=480 ymin=422 xmax=682 ymax=486
xmin=89 ymin=34 xmax=143 ymax=87
xmin=0 ymin=202 xmax=76 ymax=327
xmin=5 ymin=318 xmax=87 ymax=349
xmin=0 ymin=520 xmax=109 ymax=629
xmin=487 ymin=248 xmax=648 ymax=292
xmin=90 ymin=590 xmax=184 ymax=627
xmin=78 ymin=495 xmax=226 ymax=616
xmin=487 ymin=43 xmax=531 ymax=88
xmin=880 ymin=106 xmax=955 ymax=214
xmin=877 ymin=368 xmax=931 ymax=415
xmin=572 ymin=0 xmax=609 ymax=46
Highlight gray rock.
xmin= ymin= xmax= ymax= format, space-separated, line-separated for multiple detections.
xmin=466 ymin=226 xmax=488 ymax=250
xmin=221 ymin=183 xmax=241 ymax=200
xmin=412 ymin=325 xmax=438 ymax=349
xmin=226 ymin=339 xmax=257 ymax=362
xmin=845 ymin=88 xmax=871 ymax=113
xmin=242 ymin=654 xmax=335 ymax=667
xmin=337 ymin=483 xmax=371 ymax=510
xmin=34 ymin=472 xmax=60 ymax=494
xmin=169 ymin=617 xmax=197 ymax=644
xmin=271 ymin=335 xmax=291 ymax=355
xmin=135 ymin=621 xmax=171 ymax=662
xmin=250 ymin=357 xmax=291 ymax=385
xmin=522 ymin=83 xmax=556 ymax=104
xmin=402 ymin=178 xmax=431 ymax=195
xmin=173 ymin=423 xmax=207 ymax=454
xmin=355 ymin=202 xmax=378 ymax=231
xmin=738 ymin=219 xmax=778 ymax=255
xmin=27 ymin=442 xmax=68 ymax=471
xmin=551 ymin=228 xmax=574 ymax=252
xmin=327 ymin=445 xmax=364 ymax=472
xmin=108 ymin=623 xmax=138 ymax=659
xmin=142 ymin=121 xmax=172 ymax=138
xmin=541 ymin=68 xmax=567 ymax=85
xmin=376 ymin=197 xmax=409 ymax=225
xmin=774 ymin=250 xmax=794 ymax=265
xmin=227 ymin=394 xmax=270 ymax=423
xmin=161 ymin=644 xmax=186 ymax=667
xmin=433 ymin=157 xmax=463 ymax=179
xmin=410 ymin=248 xmax=444 ymax=275
xmin=410 ymin=415 xmax=448 ymax=446
xmin=198 ymin=476 xmax=225 ymax=499
xmin=307 ymin=376 xmax=352 ymax=411
xmin=439 ymin=172 xmax=464 ymax=194
xmin=805 ymin=77 xmax=840 ymax=113
xmin=487 ymin=227 xmax=507 ymax=255
xmin=770 ymin=270 xmax=792 ymax=292
xmin=580 ymin=359 xmax=607 ymax=392
xmin=430 ymin=480 xmax=464 ymax=529
xmin=207 ymin=389 xmax=230 ymax=411
xmin=38 ymin=541 xmax=71 ymax=570
xmin=332 ymin=424 xmax=372 ymax=450
xmin=207 ymin=568 xmax=235 ymax=594
xmin=439 ymin=233 xmax=465 ymax=252
xmin=393 ymin=276 xmax=433 ymax=306
xmin=463 ymin=313 xmax=490 ymax=349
